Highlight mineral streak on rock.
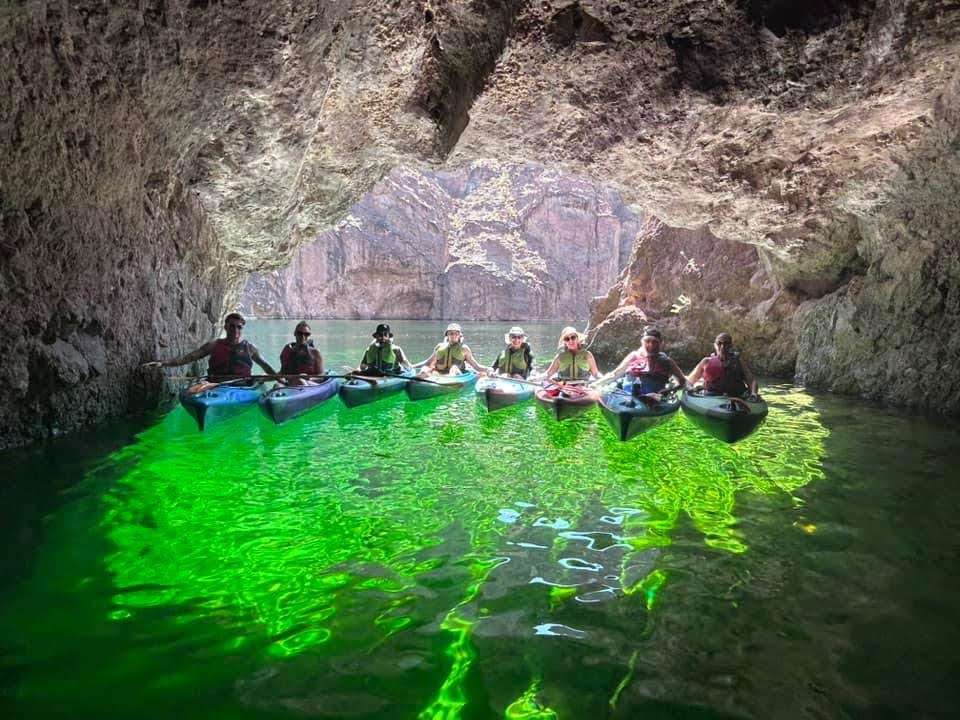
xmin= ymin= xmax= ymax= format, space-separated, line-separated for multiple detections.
xmin=238 ymin=161 xmax=638 ymax=321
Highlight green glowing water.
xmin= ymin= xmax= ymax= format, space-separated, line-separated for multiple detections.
xmin=2 ymin=321 xmax=959 ymax=718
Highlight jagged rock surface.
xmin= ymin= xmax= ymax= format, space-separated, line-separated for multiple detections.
xmin=2 ymin=0 xmax=959 ymax=448
xmin=239 ymin=161 xmax=637 ymax=321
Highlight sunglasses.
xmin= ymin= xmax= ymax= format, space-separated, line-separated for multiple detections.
xmin=563 ymin=335 xmax=579 ymax=342
xmin=716 ymin=340 xmax=731 ymax=346
xmin=509 ymin=334 xmax=524 ymax=339
xmin=295 ymin=331 xmax=311 ymax=337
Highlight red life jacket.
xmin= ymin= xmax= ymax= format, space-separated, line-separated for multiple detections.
xmin=703 ymin=352 xmax=747 ymax=395
xmin=627 ymin=351 xmax=671 ymax=381
xmin=280 ymin=342 xmax=320 ymax=375
xmin=208 ymin=339 xmax=253 ymax=377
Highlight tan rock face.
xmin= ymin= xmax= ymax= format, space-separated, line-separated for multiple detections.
xmin=238 ymin=161 xmax=637 ymax=321
xmin=2 ymin=0 xmax=958 ymax=447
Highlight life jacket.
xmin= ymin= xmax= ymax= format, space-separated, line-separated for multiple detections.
xmin=496 ymin=343 xmax=531 ymax=377
xmin=208 ymin=339 xmax=253 ymax=377
xmin=434 ymin=341 xmax=466 ymax=373
xmin=556 ymin=349 xmax=591 ymax=380
xmin=703 ymin=351 xmax=747 ymax=396
xmin=362 ymin=341 xmax=399 ymax=372
xmin=626 ymin=351 xmax=672 ymax=394
xmin=280 ymin=341 xmax=319 ymax=375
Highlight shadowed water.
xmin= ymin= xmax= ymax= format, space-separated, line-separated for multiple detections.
xmin=1 ymin=321 xmax=958 ymax=719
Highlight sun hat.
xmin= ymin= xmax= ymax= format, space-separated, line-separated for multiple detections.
xmin=557 ymin=326 xmax=585 ymax=349
xmin=445 ymin=322 xmax=463 ymax=335
xmin=372 ymin=323 xmax=393 ymax=338
xmin=504 ymin=326 xmax=526 ymax=344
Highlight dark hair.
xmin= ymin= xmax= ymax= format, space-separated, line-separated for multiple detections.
xmin=224 ymin=312 xmax=245 ymax=324
xmin=642 ymin=327 xmax=662 ymax=340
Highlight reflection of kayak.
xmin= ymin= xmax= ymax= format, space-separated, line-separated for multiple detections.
xmin=680 ymin=390 xmax=768 ymax=443
xmin=599 ymin=389 xmax=680 ymax=441
xmin=179 ymin=381 xmax=267 ymax=431
xmin=258 ymin=378 xmax=342 ymax=425
xmin=406 ymin=370 xmax=478 ymax=401
xmin=475 ymin=377 xmax=534 ymax=411
xmin=339 ymin=371 xmax=411 ymax=408
xmin=535 ymin=384 xmax=597 ymax=421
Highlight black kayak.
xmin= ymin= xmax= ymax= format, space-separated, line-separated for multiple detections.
xmin=680 ymin=390 xmax=768 ymax=443
xmin=258 ymin=377 xmax=342 ymax=424
xmin=339 ymin=371 xmax=411 ymax=407
xmin=599 ymin=390 xmax=680 ymax=441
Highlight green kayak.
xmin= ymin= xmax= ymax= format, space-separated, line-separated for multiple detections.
xmin=599 ymin=389 xmax=680 ymax=441
xmin=680 ymin=390 xmax=768 ymax=443
xmin=406 ymin=370 xmax=478 ymax=401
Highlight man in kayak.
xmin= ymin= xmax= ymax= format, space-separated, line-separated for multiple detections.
xmin=686 ymin=332 xmax=759 ymax=398
xmin=491 ymin=326 xmax=534 ymax=379
xmin=143 ymin=312 xmax=276 ymax=386
xmin=278 ymin=321 xmax=324 ymax=385
xmin=594 ymin=327 xmax=688 ymax=402
xmin=358 ymin=323 xmax=412 ymax=375
xmin=419 ymin=323 xmax=487 ymax=376
xmin=540 ymin=326 xmax=600 ymax=400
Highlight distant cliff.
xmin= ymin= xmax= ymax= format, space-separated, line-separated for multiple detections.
xmin=237 ymin=162 xmax=638 ymax=321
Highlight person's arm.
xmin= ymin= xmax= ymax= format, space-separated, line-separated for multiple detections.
xmin=686 ymin=359 xmax=706 ymax=387
xmin=523 ymin=347 xmax=534 ymax=379
xmin=740 ymin=357 xmax=759 ymax=396
xmin=668 ymin=359 xmax=691 ymax=390
xmin=143 ymin=341 xmax=215 ymax=368
xmin=587 ymin=351 xmax=601 ymax=378
xmin=542 ymin=354 xmax=561 ymax=380
xmin=491 ymin=351 xmax=502 ymax=375
xmin=462 ymin=346 xmax=486 ymax=373
xmin=418 ymin=350 xmax=438 ymax=374
xmin=250 ymin=344 xmax=277 ymax=375
xmin=593 ymin=352 xmax=633 ymax=385
xmin=395 ymin=347 xmax=412 ymax=371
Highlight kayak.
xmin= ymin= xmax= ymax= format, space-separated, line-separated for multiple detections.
xmin=534 ymin=383 xmax=597 ymax=421
xmin=339 ymin=371 xmax=412 ymax=408
xmin=258 ymin=377 xmax=342 ymax=425
xmin=680 ymin=390 xmax=768 ymax=443
xmin=406 ymin=370 xmax=478 ymax=401
xmin=475 ymin=376 xmax=534 ymax=411
xmin=599 ymin=389 xmax=680 ymax=441
xmin=179 ymin=381 xmax=267 ymax=431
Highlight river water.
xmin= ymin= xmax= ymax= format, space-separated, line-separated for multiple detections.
xmin=2 ymin=320 xmax=958 ymax=718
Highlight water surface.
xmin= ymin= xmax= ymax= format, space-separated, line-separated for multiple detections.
xmin=2 ymin=320 xmax=958 ymax=719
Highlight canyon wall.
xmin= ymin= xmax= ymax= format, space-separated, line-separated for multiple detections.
xmin=2 ymin=0 xmax=959 ymax=447
xmin=239 ymin=161 xmax=637 ymax=321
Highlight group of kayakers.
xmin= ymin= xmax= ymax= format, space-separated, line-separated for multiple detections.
xmin=145 ymin=314 xmax=759 ymax=400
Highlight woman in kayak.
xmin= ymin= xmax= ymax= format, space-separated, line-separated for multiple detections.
xmin=143 ymin=312 xmax=276 ymax=389
xmin=540 ymin=327 xmax=601 ymax=400
xmin=278 ymin=321 xmax=324 ymax=385
xmin=594 ymin=327 xmax=688 ymax=401
xmin=686 ymin=332 xmax=759 ymax=399
xmin=420 ymin=323 xmax=487 ymax=376
xmin=491 ymin=326 xmax=534 ymax=379
xmin=358 ymin=323 xmax=412 ymax=375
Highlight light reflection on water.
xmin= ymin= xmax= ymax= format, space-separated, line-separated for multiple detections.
xmin=1 ymin=321 xmax=959 ymax=718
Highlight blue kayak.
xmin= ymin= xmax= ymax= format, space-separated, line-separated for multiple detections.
xmin=475 ymin=376 xmax=533 ymax=411
xmin=406 ymin=370 xmax=478 ymax=401
xmin=599 ymin=388 xmax=680 ymax=441
xmin=179 ymin=381 xmax=267 ymax=431
xmin=339 ymin=371 xmax=412 ymax=408
xmin=258 ymin=377 xmax=342 ymax=425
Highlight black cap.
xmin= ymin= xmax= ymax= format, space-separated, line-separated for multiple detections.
xmin=641 ymin=327 xmax=662 ymax=341
xmin=373 ymin=323 xmax=393 ymax=338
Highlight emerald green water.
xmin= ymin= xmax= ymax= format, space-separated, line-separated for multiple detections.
xmin=2 ymin=320 xmax=959 ymax=718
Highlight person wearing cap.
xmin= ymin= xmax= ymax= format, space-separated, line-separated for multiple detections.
xmin=143 ymin=311 xmax=276 ymax=383
xmin=278 ymin=321 xmax=324 ymax=385
xmin=595 ymin=327 xmax=688 ymax=399
xmin=542 ymin=327 xmax=600 ymax=382
xmin=358 ymin=323 xmax=412 ymax=374
xmin=686 ymin=332 xmax=758 ymax=398
xmin=491 ymin=326 xmax=534 ymax=379
xmin=420 ymin=323 xmax=486 ymax=376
